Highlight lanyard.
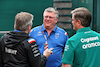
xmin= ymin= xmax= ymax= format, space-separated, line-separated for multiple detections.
xmin=41 ymin=27 xmax=48 ymax=44
xmin=41 ymin=27 xmax=49 ymax=50
xmin=41 ymin=26 xmax=57 ymax=43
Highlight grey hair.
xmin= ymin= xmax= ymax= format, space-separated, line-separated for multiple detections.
xmin=14 ymin=12 xmax=33 ymax=31
xmin=71 ymin=7 xmax=91 ymax=27
xmin=43 ymin=7 xmax=59 ymax=19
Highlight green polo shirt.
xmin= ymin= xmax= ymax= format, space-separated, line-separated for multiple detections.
xmin=61 ymin=27 xmax=100 ymax=67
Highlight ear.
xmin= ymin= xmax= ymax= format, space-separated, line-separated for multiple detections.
xmin=77 ymin=20 xmax=82 ymax=25
xmin=55 ymin=18 xmax=58 ymax=23
xmin=28 ymin=25 xmax=32 ymax=31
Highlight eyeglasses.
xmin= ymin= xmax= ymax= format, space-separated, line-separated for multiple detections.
xmin=44 ymin=16 xmax=55 ymax=19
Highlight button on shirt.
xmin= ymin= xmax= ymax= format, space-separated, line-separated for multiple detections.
xmin=29 ymin=24 xmax=68 ymax=67
xmin=61 ymin=27 xmax=100 ymax=67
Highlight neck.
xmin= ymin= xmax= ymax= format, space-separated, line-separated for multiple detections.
xmin=47 ymin=30 xmax=52 ymax=35
xmin=45 ymin=26 xmax=55 ymax=35
xmin=23 ymin=30 xmax=29 ymax=34
xmin=77 ymin=26 xmax=84 ymax=31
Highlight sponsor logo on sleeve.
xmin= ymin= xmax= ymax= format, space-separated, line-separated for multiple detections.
xmin=31 ymin=44 xmax=40 ymax=57
xmin=64 ymin=45 xmax=69 ymax=51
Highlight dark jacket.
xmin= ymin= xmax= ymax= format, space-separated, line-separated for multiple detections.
xmin=0 ymin=31 xmax=47 ymax=67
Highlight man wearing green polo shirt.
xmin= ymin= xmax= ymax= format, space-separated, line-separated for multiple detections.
xmin=61 ymin=7 xmax=100 ymax=67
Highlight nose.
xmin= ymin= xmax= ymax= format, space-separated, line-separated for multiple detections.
xmin=71 ymin=21 xmax=73 ymax=23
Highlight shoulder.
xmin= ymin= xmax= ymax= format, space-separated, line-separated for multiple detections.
xmin=30 ymin=26 xmax=41 ymax=33
xmin=68 ymin=33 xmax=80 ymax=41
xmin=57 ymin=27 xmax=68 ymax=36
xmin=57 ymin=27 xmax=66 ymax=32
xmin=91 ymin=30 xmax=100 ymax=35
xmin=21 ymin=38 xmax=37 ymax=50
xmin=27 ymin=38 xmax=36 ymax=44
xmin=65 ymin=34 xmax=80 ymax=49
xmin=21 ymin=38 xmax=36 ymax=44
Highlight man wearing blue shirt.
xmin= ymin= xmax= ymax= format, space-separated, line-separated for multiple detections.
xmin=29 ymin=7 xmax=68 ymax=67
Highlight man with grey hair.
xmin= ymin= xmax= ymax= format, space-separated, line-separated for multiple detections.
xmin=29 ymin=7 xmax=68 ymax=67
xmin=0 ymin=12 xmax=52 ymax=67
xmin=61 ymin=7 xmax=100 ymax=67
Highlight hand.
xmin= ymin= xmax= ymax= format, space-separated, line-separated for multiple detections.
xmin=43 ymin=49 xmax=53 ymax=58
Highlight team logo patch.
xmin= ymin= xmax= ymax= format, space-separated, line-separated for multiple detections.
xmin=65 ymin=32 xmax=68 ymax=36
xmin=55 ymin=33 xmax=59 ymax=39
xmin=30 ymin=29 xmax=33 ymax=32
xmin=37 ymin=31 xmax=42 ymax=36
xmin=28 ymin=38 xmax=36 ymax=44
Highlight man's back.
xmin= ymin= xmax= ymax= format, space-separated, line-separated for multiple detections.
xmin=62 ymin=27 xmax=100 ymax=67
xmin=0 ymin=31 xmax=41 ymax=67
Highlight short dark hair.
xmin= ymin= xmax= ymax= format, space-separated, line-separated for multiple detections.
xmin=71 ymin=7 xmax=91 ymax=27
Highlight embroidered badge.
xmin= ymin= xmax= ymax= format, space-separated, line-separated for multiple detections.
xmin=28 ymin=38 xmax=36 ymax=44
xmin=65 ymin=32 xmax=68 ymax=36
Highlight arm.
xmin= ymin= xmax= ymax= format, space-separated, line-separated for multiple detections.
xmin=40 ymin=55 xmax=47 ymax=67
xmin=61 ymin=40 xmax=74 ymax=67
xmin=0 ymin=38 xmax=4 ymax=67
xmin=26 ymin=39 xmax=41 ymax=67
xmin=62 ymin=63 xmax=71 ymax=67
xmin=27 ymin=38 xmax=52 ymax=67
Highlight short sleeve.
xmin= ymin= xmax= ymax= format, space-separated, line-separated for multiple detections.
xmin=61 ymin=40 xmax=75 ymax=65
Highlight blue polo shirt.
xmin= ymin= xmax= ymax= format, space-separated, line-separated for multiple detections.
xmin=29 ymin=24 xmax=68 ymax=67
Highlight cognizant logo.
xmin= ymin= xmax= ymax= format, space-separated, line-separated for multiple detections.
xmin=81 ymin=36 xmax=99 ymax=43
xmin=81 ymin=36 xmax=100 ymax=49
